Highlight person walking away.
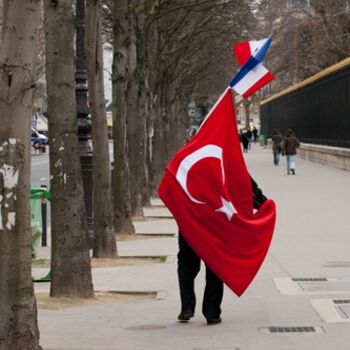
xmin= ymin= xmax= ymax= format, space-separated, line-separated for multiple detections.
xmin=252 ymin=126 xmax=258 ymax=143
xmin=271 ymin=128 xmax=283 ymax=166
xmin=246 ymin=128 xmax=252 ymax=150
xmin=241 ymin=129 xmax=250 ymax=153
xmin=177 ymin=177 xmax=267 ymax=325
xmin=282 ymin=129 xmax=300 ymax=175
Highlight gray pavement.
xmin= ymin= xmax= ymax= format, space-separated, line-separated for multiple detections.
xmin=31 ymin=151 xmax=50 ymax=188
xmin=34 ymin=144 xmax=350 ymax=350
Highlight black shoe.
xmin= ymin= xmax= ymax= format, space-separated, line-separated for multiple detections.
xmin=206 ymin=317 xmax=222 ymax=325
xmin=178 ymin=310 xmax=194 ymax=322
xmin=291 ymin=169 xmax=295 ymax=175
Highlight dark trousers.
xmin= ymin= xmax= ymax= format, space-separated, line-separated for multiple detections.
xmin=177 ymin=234 xmax=224 ymax=320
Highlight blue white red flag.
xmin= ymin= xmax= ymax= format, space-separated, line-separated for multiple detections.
xmin=234 ymin=37 xmax=271 ymax=65
xmin=230 ymin=37 xmax=275 ymax=98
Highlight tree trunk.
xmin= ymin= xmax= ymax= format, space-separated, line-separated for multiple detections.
xmin=151 ymin=108 xmax=165 ymax=188
xmin=162 ymin=75 xmax=176 ymax=164
xmin=172 ymin=93 xmax=187 ymax=152
xmin=126 ymin=1 xmax=145 ymax=217
xmin=146 ymin=16 xmax=162 ymax=194
xmin=0 ymin=1 xmax=41 ymax=349
xmin=112 ymin=0 xmax=134 ymax=234
xmin=0 ymin=0 xmax=3 ymax=42
xmin=137 ymin=8 xmax=151 ymax=207
xmin=151 ymin=82 xmax=168 ymax=188
xmin=243 ymin=99 xmax=251 ymax=130
xmin=86 ymin=0 xmax=117 ymax=258
xmin=44 ymin=0 xmax=94 ymax=298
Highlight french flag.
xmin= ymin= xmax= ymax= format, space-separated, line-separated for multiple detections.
xmin=230 ymin=38 xmax=275 ymax=98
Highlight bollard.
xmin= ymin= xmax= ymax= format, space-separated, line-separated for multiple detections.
xmin=259 ymin=135 xmax=267 ymax=147
xmin=41 ymin=184 xmax=48 ymax=247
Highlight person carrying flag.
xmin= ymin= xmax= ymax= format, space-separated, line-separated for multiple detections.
xmin=177 ymin=177 xmax=268 ymax=325
xmin=158 ymin=37 xmax=277 ymax=326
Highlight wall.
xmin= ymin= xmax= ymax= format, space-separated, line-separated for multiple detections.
xmin=267 ymin=141 xmax=350 ymax=171
xmin=298 ymin=143 xmax=350 ymax=172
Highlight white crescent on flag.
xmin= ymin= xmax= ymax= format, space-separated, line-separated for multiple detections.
xmin=175 ymin=143 xmax=237 ymax=220
xmin=175 ymin=144 xmax=225 ymax=204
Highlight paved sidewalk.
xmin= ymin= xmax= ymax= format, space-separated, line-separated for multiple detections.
xmin=35 ymin=144 xmax=350 ymax=350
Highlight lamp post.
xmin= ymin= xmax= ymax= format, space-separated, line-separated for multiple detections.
xmin=75 ymin=0 xmax=94 ymax=246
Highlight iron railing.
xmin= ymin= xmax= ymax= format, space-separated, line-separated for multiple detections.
xmin=260 ymin=61 xmax=350 ymax=148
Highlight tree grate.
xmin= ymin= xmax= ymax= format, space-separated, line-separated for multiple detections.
xmin=292 ymin=278 xmax=327 ymax=282
xmin=268 ymin=326 xmax=317 ymax=333
xmin=333 ymin=300 xmax=350 ymax=304
xmin=124 ymin=324 xmax=167 ymax=331
xmin=193 ymin=348 xmax=239 ymax=350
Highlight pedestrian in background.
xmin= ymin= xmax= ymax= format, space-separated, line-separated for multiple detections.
xmin=241 ymin=129 xmax=251 ymax=153
xmin=252 ymin=125 xmax=258 ymax=143
xmin=282 ymin=129 xmax=300 ymax=175
xmin=271 ymin=128 xmax=283 ymax=166
xmin=246 ymin=128 xmax=252 ymax=150
xmin=241 ymin=129 xmax=250 ymax=153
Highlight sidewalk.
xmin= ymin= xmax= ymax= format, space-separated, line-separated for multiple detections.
xmin=34 ymin=144 xmax=350 ymax=350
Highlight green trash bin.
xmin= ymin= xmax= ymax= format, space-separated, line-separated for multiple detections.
xmin=259 ymin=134 xmax=267 ymax=147
xmin=31 ymin=196 xmax=42 ymax=259
xmin=30 ymin=188 xmax=52 ymax=282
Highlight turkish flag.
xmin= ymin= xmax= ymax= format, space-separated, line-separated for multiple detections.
xmin=158 ymin=88 xmax=276 ymax=296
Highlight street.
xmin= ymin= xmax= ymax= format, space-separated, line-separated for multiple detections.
xmin=31 ymin=153 xmax=50 ymax=189
xmin=31 ymin=141 xmax=113 ymax=188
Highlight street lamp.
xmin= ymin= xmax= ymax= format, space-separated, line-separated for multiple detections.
xmin=75 ymin=0 xmax=94 ymax=245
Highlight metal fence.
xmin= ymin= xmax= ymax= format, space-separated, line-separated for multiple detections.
xmin=260 ymin=60 xmax=350 ymax=148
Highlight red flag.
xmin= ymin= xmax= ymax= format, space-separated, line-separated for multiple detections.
xmin=233 ymin=41 xmax=252 ymax=65
xmin=158 ymin=88 xmax=276 ymax=296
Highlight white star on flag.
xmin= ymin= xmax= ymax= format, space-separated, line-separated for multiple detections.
xmin=215 ymin=196 xmax=237 ymax=221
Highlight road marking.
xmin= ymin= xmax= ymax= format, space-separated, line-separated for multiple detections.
xmin=310 ymin=299 xmax=350 ymax=323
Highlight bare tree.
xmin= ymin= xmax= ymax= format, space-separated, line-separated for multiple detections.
xmin=309 ymin=0 xmax=350 ymax=63
xmin=104 ymin=0 xmax=253 ymax=214
xmin=149 ymin=0 xmax=253 ymax=184
xmin=0 ymin=0 xmax=3 ymax=41
xmin=111 ymin=0 xmax=135 ymax=233
xmin=44 ymin=0 xmax=94 ymax=298
xmin=254 ymin=0 xmax=350 ymax=94
xmin=125 ymin=0 xmax=145 ymax=216
xmin=0 ymin=1 xmax=42 ymax=349
xmin=86 ymin=0 xmax=117 ymax=257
